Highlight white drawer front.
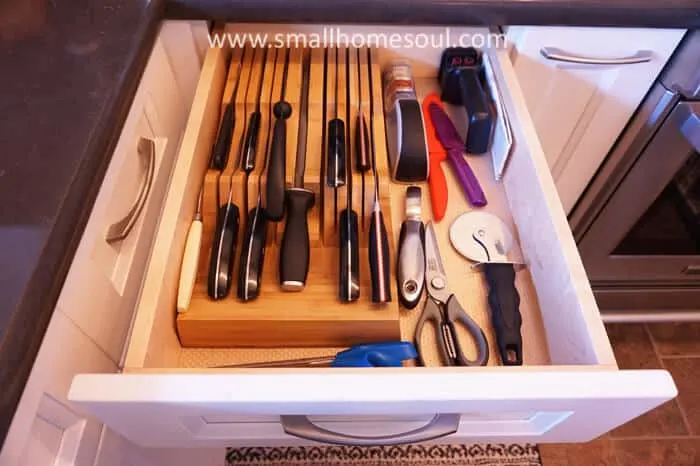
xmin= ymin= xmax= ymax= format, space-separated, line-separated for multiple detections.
xmin=68 ymin=23 xmax=678 ymax=449
xmin=69 ymin=370 xmax=675 ymax=447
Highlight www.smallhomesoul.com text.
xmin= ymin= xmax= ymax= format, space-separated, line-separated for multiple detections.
xmin=208 ymin=28 xmax=508 ymax=49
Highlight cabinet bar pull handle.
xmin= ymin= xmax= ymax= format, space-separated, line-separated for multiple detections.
xmin=540 ymin=47 xmax=653 ymax=65
xmin=682 ymin=265 xmax=700 ymax=276
xmin=280 ymin=414 xmax=459 ymax=446
xmin=678 ymin=104 xmax=700 ymax=153
xmin=106 ymin=137 xmax=156 ymax=243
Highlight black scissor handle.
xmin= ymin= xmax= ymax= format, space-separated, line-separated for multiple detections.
xmin=414 ymin=296 xmax=489 ymax=367
xmin=444 ymin=295 xmax=489 ymax=367
xmin=414 ymin=298 xmax=443 ymax=367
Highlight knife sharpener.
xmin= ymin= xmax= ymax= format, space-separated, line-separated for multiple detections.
xmin=438 ymin=47 xmax=495 ymax=155
xmin=383 ymin=63 xmax=429 ymax=183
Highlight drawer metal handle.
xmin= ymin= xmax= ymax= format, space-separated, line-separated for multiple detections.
xmin=106 ymin=137 xmax=156 ymax=243
xmin=682 ymin=265 xmax=700 ymax=275
xmin=540 ymin=47 xmax=653 ymax=65
xmin=280 ymin=414 xmax=459 ymax=446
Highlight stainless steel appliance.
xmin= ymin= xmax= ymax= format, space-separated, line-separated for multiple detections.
xmin=570 ymin=30 xmax=700 ymax=319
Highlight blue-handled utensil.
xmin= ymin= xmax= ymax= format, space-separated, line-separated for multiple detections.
xmin=216 ymin=342 xmax=417 ymax=368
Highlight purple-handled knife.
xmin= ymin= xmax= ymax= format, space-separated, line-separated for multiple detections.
xmin=428 ymin=103 xmax=487 ymax=207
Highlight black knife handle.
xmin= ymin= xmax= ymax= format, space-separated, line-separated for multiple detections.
xmin=241 ymin=111 xmax=261 ymax=174
xmin=237 ymin=206 xmax=268 ymax=302
xmin=265 ymin=103 xmax=291 ymax=221
xmin=326 ymin=118 xmax=346 ymax=187
xmin=280 ymin=188 xmax=315 ymax=291
xmin=355 ymin=113 xmax=371 ymax=172
xmin=483 ymin=263 xmax=523 ymax=366
xmin=211 ymin=102 xmax=235 ymax=171
xmin=369 ymin=209 xmax=392 ymax=303
xmin=457 ymin=68 xmax=493 ymax=154
xmin=339 ymin=209 xmax=360 ymax=302
xmin=207 ymin=203 xmax=240 ymax=300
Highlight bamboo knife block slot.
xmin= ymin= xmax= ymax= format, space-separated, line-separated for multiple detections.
xmin=177 ymin=45 xmax=400 ymax=348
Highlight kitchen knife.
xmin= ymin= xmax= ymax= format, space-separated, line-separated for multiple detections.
xmin=428 ymin=103 xmax=487 ymax=207
xmin=211 ymin=49 xmax=247 ymax=171
xmin=421 ymin=93 xmax=448 ymax=222
xmin=177 ymin=188 xmax=203 ymax=312
xmin=280 ymin=51 xmax=314 ymax=291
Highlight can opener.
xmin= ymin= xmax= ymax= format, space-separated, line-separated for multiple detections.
xmin=449 ymin=211 xmax=524 ymax=366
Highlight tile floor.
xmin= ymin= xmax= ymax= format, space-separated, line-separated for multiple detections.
xmin=539 ymin=322 xmax=700 ymax=466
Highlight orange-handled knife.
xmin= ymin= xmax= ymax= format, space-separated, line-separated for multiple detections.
xmin=422 ymin=93 xmax=448 ymax=221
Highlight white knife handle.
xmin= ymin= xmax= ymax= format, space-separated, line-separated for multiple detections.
xmin=177 ymin=220 xmax=202 ymax=313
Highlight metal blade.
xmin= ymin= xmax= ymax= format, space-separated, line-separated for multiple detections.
xmin=294 ymin=51 xmax=311 ymax=188
xmin=425 ymin=221 xmax=446 ymax=276
xmin=449 ymin=211 xmax=515 ymax=263
xmin=428 ymin=103 xmax=464 ymax=152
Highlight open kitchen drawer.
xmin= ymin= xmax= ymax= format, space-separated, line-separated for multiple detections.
xmin=68 ymin=24 xmax=676 ymax=448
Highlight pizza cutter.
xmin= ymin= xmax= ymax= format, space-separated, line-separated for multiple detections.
xmin=449 ymin=211 xmax=523 ymax=366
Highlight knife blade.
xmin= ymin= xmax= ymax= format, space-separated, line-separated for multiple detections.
xmin=428 ymin=103 xmax=487 ymax=207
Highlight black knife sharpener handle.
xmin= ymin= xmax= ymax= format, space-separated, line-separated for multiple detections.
xmin=211 ymin=102 xmax=235 ymax=171
xmin=279 ymin=188 xmax=315 ymax=291
xmin=241 ymin=111 xmax=261 ymax=174
xmin=339 ymin=209 xmax=360 ymax=302
xmin=265 ymin=103 xmax=291 ymax=222
xmin=438 ymin=47 xmax=494 ymax=155
xmin=482 ymin=263 xmax=523 ymax=366
xmin=369 ymin=209 xmax=392 ymax=303
xmin=237 ymin=207 xmax=268 ymax=302
xmin=326 ymin=119 xmax=346 ymax=187
xmin=207 ymin=203 xmax=240 ymax=300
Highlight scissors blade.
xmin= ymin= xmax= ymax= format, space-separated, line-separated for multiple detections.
xmin=425 ymin=222 xmax=446 ymax=276
xmin=425 ymin=222 xmax=451 ymax=303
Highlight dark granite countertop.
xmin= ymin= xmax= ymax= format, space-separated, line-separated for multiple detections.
xmin=0 ymin=0 xmax=698 ymax=447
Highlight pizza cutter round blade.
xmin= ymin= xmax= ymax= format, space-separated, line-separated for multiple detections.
xmin=450 ymin=211 xmax=525 ymax=366
xmin=449 ymin=211 xmax=514 ymax=263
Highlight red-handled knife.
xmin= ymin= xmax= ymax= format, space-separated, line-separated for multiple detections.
xmin=421 ymin=93 xmax=448 ymax=221
xmin=428 ymin=102 xmax=487 ymax=207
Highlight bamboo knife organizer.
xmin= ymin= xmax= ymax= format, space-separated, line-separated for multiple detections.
xmin=177 ymin=45 xmax=401 ymax=348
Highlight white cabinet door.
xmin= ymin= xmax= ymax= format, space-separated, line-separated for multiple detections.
xmin=507 ymin=27 xmax=686 ymax=213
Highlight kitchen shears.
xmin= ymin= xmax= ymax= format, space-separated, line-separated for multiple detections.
xmin=414 ymin=222 xmax=489 ymax=366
